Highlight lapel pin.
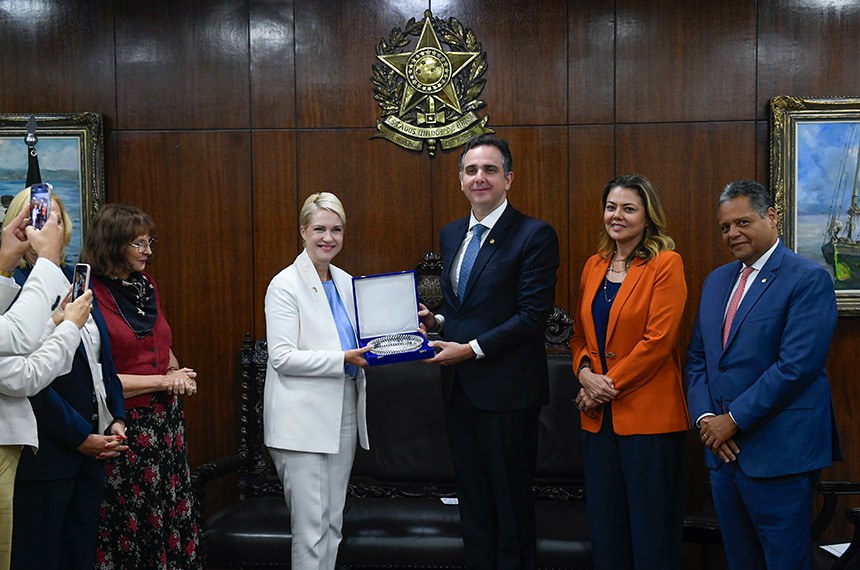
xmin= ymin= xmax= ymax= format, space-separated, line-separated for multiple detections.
xmin=761 ymin=278 xmax=767 ymax=283
xmin=312 ymin=286 xmax=318 ymax=293
xmin=489 ymin=239 xmax=495 ymax=244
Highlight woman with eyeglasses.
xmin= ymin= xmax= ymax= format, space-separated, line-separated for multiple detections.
xmin=80 ymin=204 xmax=201 ymax=570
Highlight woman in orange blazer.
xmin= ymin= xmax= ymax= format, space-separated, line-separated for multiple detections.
xmin=570 ymin=174 xmax=689 ymax=570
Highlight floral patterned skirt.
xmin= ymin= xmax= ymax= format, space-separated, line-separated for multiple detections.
xmin=95 ymin=391 xmax=201 ymax=570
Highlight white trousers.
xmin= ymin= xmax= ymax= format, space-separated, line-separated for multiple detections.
xmin=269 ymin=381 xmax=357 ymax=570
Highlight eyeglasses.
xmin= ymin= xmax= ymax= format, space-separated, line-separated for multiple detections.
xmin=128 ymin=237 xmax=156 ymax=253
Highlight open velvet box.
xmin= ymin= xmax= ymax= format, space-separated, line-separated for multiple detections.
xmin=352 ymin=270 xmax=435 ymax=366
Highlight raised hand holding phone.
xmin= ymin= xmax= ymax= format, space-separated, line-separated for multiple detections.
xmin=28 ymin=183 xmax=52 ymax=230
xmin=71 ymin=263 xmax=91 ymax=301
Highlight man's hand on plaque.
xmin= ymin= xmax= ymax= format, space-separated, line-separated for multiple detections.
xmin=425 ymin=340 xmax=475 ymax=366
xmin=418 ymin=303 xmax=439 ymax=335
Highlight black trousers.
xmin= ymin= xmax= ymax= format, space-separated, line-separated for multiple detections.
xmin=445 ymin=376 xmax=541 ymax=570
xmin=11 ymin=466 xmax=105 ymax=570
xmin=582 ymin=403 xmax=687 ymax=570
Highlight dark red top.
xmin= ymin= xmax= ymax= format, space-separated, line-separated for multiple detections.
xmin=91 ymin=272 xmax=173 ymax=409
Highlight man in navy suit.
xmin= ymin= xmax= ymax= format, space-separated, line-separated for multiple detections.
xmin=686 ymin=180 xmax=840 ymax=570
xmin=420 ymin=134 xmax=559 ymax=569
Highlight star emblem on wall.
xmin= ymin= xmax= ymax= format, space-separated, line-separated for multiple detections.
xmin=377 ymin=17 xmax=479 ymax=115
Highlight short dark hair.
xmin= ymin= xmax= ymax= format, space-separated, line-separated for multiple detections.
xmin=459 ymin=134 xmax=512 ymax=175
xmin=719 ymin=180 xmax=773 ymax=218
xmin=81 ymin=203 xmax=157 ymax=277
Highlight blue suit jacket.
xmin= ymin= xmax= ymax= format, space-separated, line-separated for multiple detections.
xmin=14 ymin=267 xmax=126 ymax=481
xmin=439 ymin=204 xmax=559 ymax=411
xmin=685 ymin=241 xmax=840 ymax=477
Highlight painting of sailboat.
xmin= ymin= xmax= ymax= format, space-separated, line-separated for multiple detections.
xmin=796 ymin=121 xmax=860 ymax=289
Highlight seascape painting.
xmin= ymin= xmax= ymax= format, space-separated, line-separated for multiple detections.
xmin=795 ymin=121 xmax=860 ymax=289
xmin=0 ymin=136 xmax=84 ymax=265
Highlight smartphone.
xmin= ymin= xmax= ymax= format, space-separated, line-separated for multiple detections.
xmin=28 ymin=182 xmax=53 ymax=230
xmin=71 ymin=263 xmax=91 ymax=301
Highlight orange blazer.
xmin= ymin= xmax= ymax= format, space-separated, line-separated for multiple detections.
xmin=570 ymin=250 xmax=690 ymax=435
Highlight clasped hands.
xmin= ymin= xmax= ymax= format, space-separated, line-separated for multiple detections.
xmin=165 ymin=367 xmax=199 ymax=395
xmin=699 ymin=414 xmax=740 ymax=463
xmin=575 ymin=368 xmax=619 ymax=415
xmin=78 ymin=421 xmax=128 ymax=460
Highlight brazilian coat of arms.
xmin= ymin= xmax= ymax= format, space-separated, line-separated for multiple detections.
xmin=371 ymin=10 xmax=493 ymax=157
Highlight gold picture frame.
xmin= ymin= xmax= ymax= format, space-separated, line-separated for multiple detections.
xmin=770 ymin=96 xmax=860 ymax=315
xmin=0 ymin=112 xmax=105 ymax=265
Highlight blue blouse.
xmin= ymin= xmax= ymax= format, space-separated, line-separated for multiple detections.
xmin=592 ymin=278 xmax=621 ymax=374
xmin=322 ymin=280 xmax=359 ymax=379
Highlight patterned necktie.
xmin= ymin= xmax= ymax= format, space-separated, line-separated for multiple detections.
xmin=457 ymin=224 xmax=486 ymax=300
xmin=722 ymin=266 xmax=754 ymax=348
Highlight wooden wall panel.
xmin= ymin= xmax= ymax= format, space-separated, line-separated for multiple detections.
xmin=0 ymin=0 xmax=116 ymax=125
xmin=434 ymin=0 xmax=568 ymax=126
xmin=114 ymin=1 xmax=250 ymax=130
xmin=113 ymin=131 xmax=254 ymax=471
xmin=568 ymin=0 xmax=615 ymax=125
xmin=616 ymin=0 xmax=757 ymax=123
xmin=568 ymin=126 xmax=615 ymax=313
xmin=252 ymin=131 xmax=298 ymax=338
xmin=294 ymin=0 xmax=428 ymax=128
xmin=758 ymin=0 xmax=860 ymax=121
xmin=296 ymin=130 xmax=433 ymax=276
xmin=250 ymin=0 xmax=296 ymax=129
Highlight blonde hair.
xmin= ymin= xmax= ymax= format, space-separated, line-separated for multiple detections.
xmin=2 ymin=186 xmax=73 ymax=267
xmin=597 ymin=174 xmax=675 ymax=262
xmin=299 ymin=192 xmax=346 ymax=228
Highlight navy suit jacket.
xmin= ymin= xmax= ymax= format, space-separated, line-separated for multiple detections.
xmin=439 ymin=204 xmax=559 ymax=411
xmin=14 ymin=267 xmax=125 ymax=481
xmin=685 ymin=241 xmax=840 ymax=477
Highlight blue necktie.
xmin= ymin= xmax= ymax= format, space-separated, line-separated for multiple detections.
xmin=457 ymin=224 xmax=486 ymax=300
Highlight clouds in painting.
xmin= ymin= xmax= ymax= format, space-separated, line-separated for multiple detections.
xmin=797 ymin=122 xmax=860 ymax=215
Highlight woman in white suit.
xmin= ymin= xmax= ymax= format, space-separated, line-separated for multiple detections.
xmin=264 ymin=192 xmax=371 ymax=570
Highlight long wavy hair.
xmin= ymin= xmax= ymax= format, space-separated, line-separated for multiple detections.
xmin=597 ymin=174 xmax=675 ymax=262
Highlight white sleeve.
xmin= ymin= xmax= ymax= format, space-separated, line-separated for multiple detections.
xmin=0 ymin=321 xmax=81 ymax=397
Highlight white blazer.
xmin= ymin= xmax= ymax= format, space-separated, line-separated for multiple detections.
xmin=263 ymin=250 xmax=368 ymax=454
xmin=0 ymin=258 xmax=68 ymax=356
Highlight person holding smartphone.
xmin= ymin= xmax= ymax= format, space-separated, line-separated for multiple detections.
xmin=80 ymin=204 xmax=200 ymax=570
xmin=264 ymin=192 xmax=371 ymax=570
xmin=1 ymin=190 xmax=128 ymax=570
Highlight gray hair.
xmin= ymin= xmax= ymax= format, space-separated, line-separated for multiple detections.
xmin=718 ymin=180 xmax=773 ymax=218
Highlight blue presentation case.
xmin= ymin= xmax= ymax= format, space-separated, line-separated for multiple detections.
xmin=352 ymin=270 xmax=435 ymax=366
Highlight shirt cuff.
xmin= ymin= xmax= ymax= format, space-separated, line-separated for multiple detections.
xmin=470 ymin=339 xmax=485 ymax=359
xmin=695 ymin=412 xmax=716 ymax=429
xmin=434 ymin=314 xmax=445 ymax=331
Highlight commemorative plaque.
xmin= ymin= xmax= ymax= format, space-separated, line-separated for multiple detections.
xmin=352 ymin=270 xmax=435 ymax=366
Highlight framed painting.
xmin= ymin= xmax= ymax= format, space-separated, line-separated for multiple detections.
xmin=770 ymin=96 xmax=860 ymax=315
xmin=0 ymin=112 xmax=105 ymax=266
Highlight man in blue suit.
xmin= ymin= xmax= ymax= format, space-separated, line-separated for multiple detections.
xmin=686 ymin=180 xmax=840 ymax=570
xmin=420 ymin=134 xmax=559 ymax=569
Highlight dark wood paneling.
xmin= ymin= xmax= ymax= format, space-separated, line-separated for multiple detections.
xmin=568 ymin=0 xmax=615 ymax=124
xmin=758 ymin=0 xmax=860 ymax=121
xmin=250 ymin=0 xmax=296 ymax=129
xmin=295 ymin=0 xmax=427 ymax=128
xmin=296 ymin=130 xmax=433 ymax=275
xmin=252 ymin=131 xmax=298 ymax=338
xmin=114 ymin=1 xmax=250 ymax=129
xmin=568 ymin=125 xmax=615 ymax=313
xmin=616 ymin=0 xmax=757 ymax=123
xmin=0 ymin=0 xmax=116 ymax=126
xmin=443 ymin=0 xmax=568 ymax=126
xmin=430 ymin=127 xmax=570 ymax=309
xmin=113 ymin=131 xmax=253 ymax=472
